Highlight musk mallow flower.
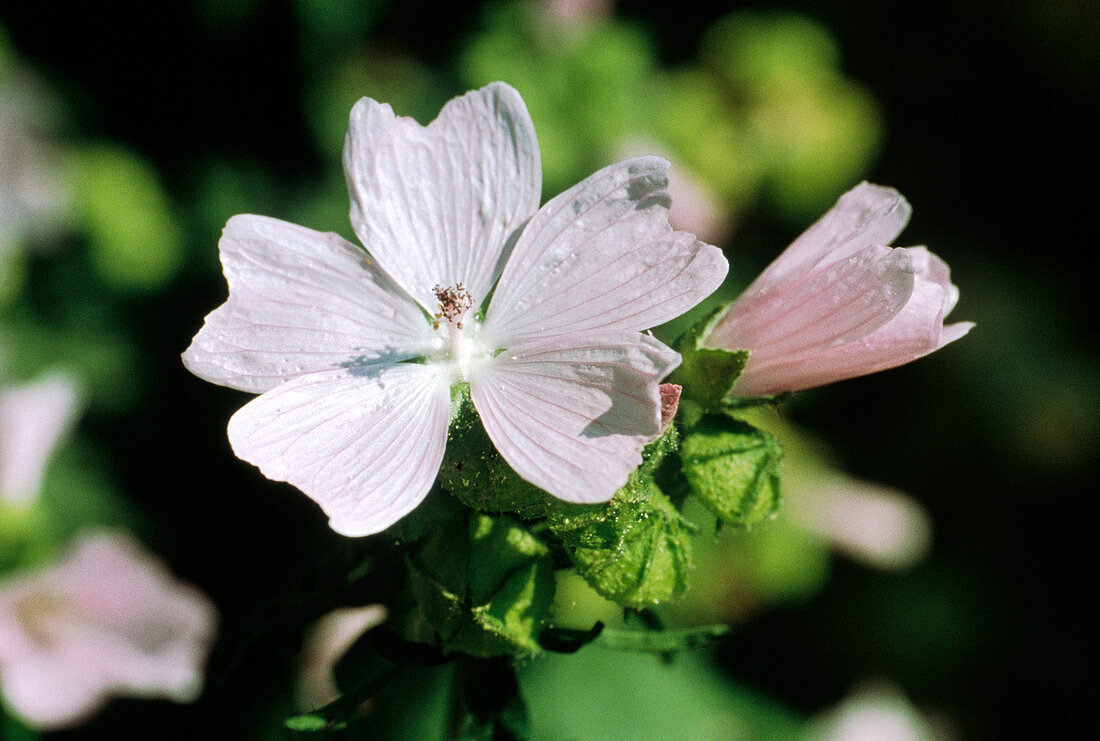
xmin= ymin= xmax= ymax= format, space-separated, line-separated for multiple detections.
xmin=702 ymin=182 xmax=973 ymax=397
xmin=182 ymin=82 xmax=727 ymax=536
xmin=0 ymin=530 xmax=217 ymax=730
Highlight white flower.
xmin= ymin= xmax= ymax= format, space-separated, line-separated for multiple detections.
xmin=0 ymin=372 xmax=79 ymax=508
xmin=183 ymin=83 xmax=727 ymax=536
xmin=0 ymin=530 xmax=218 ymax=731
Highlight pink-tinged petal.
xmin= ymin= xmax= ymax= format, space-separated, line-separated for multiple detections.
xmin=0 ymin=530 xmax=217 ymax=731
xmin=658 ymin=384 xmax=681 ymax=435
xmin=470 ymin=332 xmax=679 ymax=504
xmin=343 ymin=82 xmax=541 ymax=312
xmin=296 ymin=605 xmax=387 ymax=711
xmin=731 ymin=279 xmax=971 ymax=396
xmin=785 ymin=474 xmax=932 ymax=570
xmin=0 ymin=373 xmax=80 ymax=506
xmin=745 ymin=181 xmax=910 ymax=297
xmin=481 ymin=156 xmax=727 ymax=348
xmin=182 ymin=215 xmax=433 ymax=394
xmin=706 ymin=244 xmax=916 ymax=363
xmin=226 ymin=363 xmax=451 ymax=536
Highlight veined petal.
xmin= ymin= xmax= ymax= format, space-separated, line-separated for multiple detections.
xmin=481 ymin=156 xmax=727 ymax=348
xmin=745 ymin=182 xmax=911 ymax=298
xmin=731 ymin=280 xmax=972 ymax=396
xmin=182 ymin=215 xmax=432 ymax=394
xmin=343 ymin=82 xmax=541 ymax=312
xmin=706 ymin=244 xmax=916 ymax=362
xmin=470 ymin=332 xmax=679 ymax=504
xmin=227 ymin=363 xmax=451 ymax=537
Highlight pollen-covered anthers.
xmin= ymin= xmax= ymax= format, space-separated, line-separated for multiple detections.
xmin=432 ymin=284 xmax=474 ymax=330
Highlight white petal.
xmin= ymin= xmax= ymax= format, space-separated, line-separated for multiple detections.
xmin=470 ymin=332 xmax=679 ymax=504
xmin=227 ymin=363 xmax=451 ymax=536
xmin=747 ymin=182 xmax=911 ymax=296
xmin=182 ymin=215 xmax=433 ymax=394
xmin=0 ymin=373 xmax=80 ymax=506
xmin=482 ymin=156 xmax=727 ymax=347
xmin=343 ymin=82 xmax=541 ymax=312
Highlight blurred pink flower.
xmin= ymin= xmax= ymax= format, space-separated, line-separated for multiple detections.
xmin=785 ymin=473 xmax=932 ymax=570
xmin=0 ymin=373 xmax=79 ymax=507
xmin=296 ymin=605 xmax=386 ymax=711
xmin=703 ymin=182 xmax=972 ymax=397
xmin=617 ymin=139 xmax=732 ymax=246
xmin=808 ymin=682 xmax=946 ymax=741
xmin=183 ymin=83 xmax=726 ymax=536
xmin=0 ymin=530 xmax=217 ymax=730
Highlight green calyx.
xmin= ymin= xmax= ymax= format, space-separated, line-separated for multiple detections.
xmin=546 ymin=430 xmax=696 ymax=610
xmin=679 ymin=411 xmax=782 ymax=528
xmin=673 ymin=306 xmax=750 ymax=410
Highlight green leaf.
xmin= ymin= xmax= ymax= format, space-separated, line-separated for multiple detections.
xmin=408 ymin=511 xmax=555 ymax=657
xmin=547 ymin=476 xmax=695 ymax=610
xmin=284 ymin=713 xmax=340 ymax=733
xmin=438 ymin=389 xmax=553 ymax=518
xmin=595 ymin=624 xmax=730 ymax=653
xmin=673 ymin=307 xmax=749 ymax=409
xmin=680 ymin=414 xmax=782 ymax=527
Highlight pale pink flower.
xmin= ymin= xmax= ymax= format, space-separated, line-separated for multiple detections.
xmin=296 ymin=605 xmax=387 ymax=711
xmin=808 ymin=683 xmax=946 ymax=741
xmin=703 ymin=183 xmax=973 ymax=397
xmin=183 ymin=83 xmax=727 ymax=536
xmin=0 ymin=530 xmax=217 ymax=730
xmin=0 ymin=373 xmax=79 ymax=507
xmin=785 ymin=473 xmax=932 ymax=570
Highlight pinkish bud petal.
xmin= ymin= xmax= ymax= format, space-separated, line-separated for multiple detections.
xmin=0 ymin=531 xmax=217 ymax=731
xmin=703 ymin=183 xmax=972 ymax=396
xmin=658 ymin=384 xmax=681 ymax=434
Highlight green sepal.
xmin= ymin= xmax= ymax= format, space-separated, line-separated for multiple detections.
xmin=546 ymin=474 xmax=695 ymax=610
xmin=407 ymin=510 xmax=555 ymax=657
xmin=680 ymin=413 xmax=782 ymax=528
xmin=673 ymin=306 xmax=749 ymax=410
xmin=439 ymin=388 xmax=553 ymax=518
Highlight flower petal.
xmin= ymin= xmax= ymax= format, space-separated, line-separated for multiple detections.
xmin=343 ymin=82 xmax=541 ymax=312
xmin=732 ymin=280 xmax=972 ymax=396
xmin=470 ymin=332 xmax=679 ymax=504
xmin=481 ymin=156 xmax=727 ymax=347
xmin=0 ymin=530 xmax=217 ymax=731
xmin=182 ymin=215 xmax=433 ymax=394
xmin=706 ymin=244 xmax=916 ymax=363
xmin=747 ymin=181 xmax=911 ymax=296
xmin=227 ymin=363 xmax=451 ymax=536
xmin=0 ymin=373 xmax=79 ymax=506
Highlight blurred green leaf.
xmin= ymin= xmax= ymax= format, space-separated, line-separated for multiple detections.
xmin=67 ymin=145 xmax=183 ymax=290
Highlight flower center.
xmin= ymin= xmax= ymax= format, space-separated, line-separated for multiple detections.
xmin=429 ymin=283 xmax=490 ymax=383
xmin=432 ymin=283 xmax=473 ymax=331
